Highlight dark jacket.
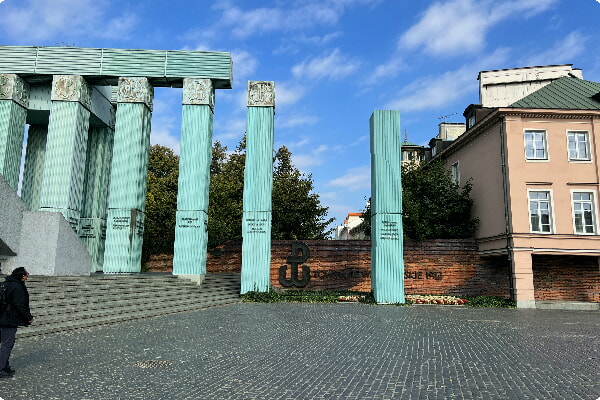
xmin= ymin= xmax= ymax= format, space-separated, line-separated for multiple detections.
xmin=0 ymin=276 xmax=33 ymax=327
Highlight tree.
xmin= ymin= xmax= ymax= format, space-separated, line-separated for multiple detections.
xmin=349 ymin=160 xmax=478 ymax=240
xmin=143 ymin=145 xmax=179 ymax=260
xmin=143 ymin=139 xmax=335 ymax=255
xmin=272 ymin=146 xmax=334 ymax=240
xmin=401 ymin=160 xmax=478 ymax=240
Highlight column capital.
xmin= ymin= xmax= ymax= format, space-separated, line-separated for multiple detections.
xmin=247 ymin=81 xmax=275 ymax=108
xmin=51 ymin=75 xmax=92 ymax=108
xmin=117 ymin=77 xmax=153 ymax=111
xmin=0 ymin=73 xmax=30 ymax=108
xmin=182 ymin=78 xmax=214 ymax=111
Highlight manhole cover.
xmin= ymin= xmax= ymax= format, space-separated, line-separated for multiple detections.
xmin=134 ymin=360 xmax=175 ymax=369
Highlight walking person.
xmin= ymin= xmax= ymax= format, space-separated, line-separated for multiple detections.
xmin=0 ymin=267 xmax=34 ymax=378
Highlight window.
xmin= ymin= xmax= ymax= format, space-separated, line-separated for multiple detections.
xmin=567 ymin=131 xmax=591 ymax=161
xmin=572 ymin=192 xmax=596 ymax=234
xmin=524 ymin=130 xmax=548 ymax=160
xmin=529 ymin=191 xmax=552 ymax=233
xmin=451 ymin=162 xmax=460 ymax=185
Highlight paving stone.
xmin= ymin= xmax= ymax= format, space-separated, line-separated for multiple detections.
xmin=0 ymin=304 xmax=598 ymax=399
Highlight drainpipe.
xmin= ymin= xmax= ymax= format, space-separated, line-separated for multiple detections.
xmin=499 ymin=117 xmax=515 ymax=299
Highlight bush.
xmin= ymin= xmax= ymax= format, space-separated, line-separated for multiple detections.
xmin=463 ymin=296 xmax=516 ymax=308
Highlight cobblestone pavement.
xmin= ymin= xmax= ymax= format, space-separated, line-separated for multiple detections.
xmin=1 ymin=303 xmax=598 ymax=399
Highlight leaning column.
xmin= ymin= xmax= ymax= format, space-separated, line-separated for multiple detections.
xmin=370 ymin=110 xmax=405 ymax=303
xmin=103 ymin=77 xmax=153 ymax=273
xmin=39 ymin=75 xmax=91 ymax=230
xmin=0 ymin=74 xmax=29 ymax=192
xmin=240 ymin=81 xmax=275 ymax=294
xmin=173 ymin=79 xmax=215 ymax=277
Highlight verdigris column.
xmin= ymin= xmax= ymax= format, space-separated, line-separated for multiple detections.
xmin=370 ymin=110 xmax=404 ymax=303
xmin=0 ymin=74 xmax=29 ymax=192
xmin=173 ymin=79 xmax=214 ymax=276
xmin=39 ymin=75 xmax=91 ymax=230
xmin=241 ymin=81 xmax=275 ymax=294
xmin=21 ymin=124 xmax=48 ymax=211
xmin=103 ymin=77 xmax=153 ymax=273
xmin=79 ymin=124 xmax=115 ymax=272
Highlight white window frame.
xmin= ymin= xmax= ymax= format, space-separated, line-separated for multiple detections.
xmin=567 ymin=130 xmax=592 ymax=162
xmin=571 ymin=190 xmax=598 ymax=235
xmin=451 ymin=161 xmax=460 ymax=185
xmin=524 ymin=130 xmax=549 ymax=161
xmin=527 ymin=189 xmax=554 ymax=234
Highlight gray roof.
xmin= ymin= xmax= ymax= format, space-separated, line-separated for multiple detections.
xmin=510 ymin=76 xmax=600 ymax=110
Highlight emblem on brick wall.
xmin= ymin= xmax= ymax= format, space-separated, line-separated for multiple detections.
xmin=279 ymin=242 xmax=311 ymax=288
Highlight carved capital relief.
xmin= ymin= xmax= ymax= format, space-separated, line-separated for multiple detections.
xmin=117 ymin=77 xmax=154 ymax=111
xmin=51 ymin=75 xmax=92 ymax=108
xmin=247 ymin=81 xmax=275 ymax=109
xmin=182 ymin=78 xmax=215 ymax=111
xmin=0 ymin=74 xmax=30 ymax=108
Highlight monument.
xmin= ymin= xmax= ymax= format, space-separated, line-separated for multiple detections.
xmin=370 ymin=110 xmax=405 ymax=303
xmin=240 ymin=81 xmax=275 ymax=293
xmin=0 ymin=46 xmax=232 ymax=276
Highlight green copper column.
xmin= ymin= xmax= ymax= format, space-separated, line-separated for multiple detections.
xmin=21 ymin=124 xmax=48 ymax=211
xmin=79 ymin=125 xmax=115 ymax=272
xmin=241 ymin=81 xmax=275 ymax=294
xmin=173 ymin=79 xmax=214 ymax=276
xmin=104 ymin=77 xmax=153 ymax=273
xmin=39 ymin=75 xmax=91 ymax=230
xmin=370 ymin=110 xmax=404 ymax=304
xmin=0 ymin=74 xmax=29 ymax=192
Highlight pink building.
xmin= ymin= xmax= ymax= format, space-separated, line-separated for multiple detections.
xmin=435 ymin=65 xmax=600 ymax=308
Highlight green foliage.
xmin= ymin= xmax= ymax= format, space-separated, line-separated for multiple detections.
xmin=143 ymin=145 xmax=179 ymax=260
xmin=241 ymin=289 xmax=376 ymax=304
xmin=349 ymin=161 xmax=478 ymax=240
xmin=463 ymin=296 xmax=516 ymax=308
xmin=272 ymin=146 xmax=335 ymax=240
xmin=402 ymin=160 xmax=478 ymax=240
xmin=143 ymin=139 xmax=336 ymax=257
xmin=208 ymin=141 xmax=245 ymax=248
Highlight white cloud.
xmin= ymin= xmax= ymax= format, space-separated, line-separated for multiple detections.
xmin=213 ymin=0 xmax=378 ymax=39
xmin=520 ymin=32 xmax=586 ymax=67
xmin=366 ymin=55 xmax=407 ymax=86
xmin=231 ymin=50 xmax=259 ymax=84
xmin=0 ymin=0 xmax=136 ymax=43
xmin=273 ymin=82 xmax=307 ymax=107
xmin=292 ymin=145 xmax=329 ymax=170
xmin=384 ymin=48 xmax=510 ymax=112
xmin=328 ymin=166 xmax=370 ymax=192
xmin=278 ymin=114 xmax=319 ymax=129
xmin=150 ymin=131 xmax=180 ymax=155
xmin=400 ymin=0 xmax=558 ymax=56
xmin=292 ymin=49 xmax=360 ymax=81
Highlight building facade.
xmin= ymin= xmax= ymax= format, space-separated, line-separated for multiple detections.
xmin=434 ymin=65 xmax=600 ymax=307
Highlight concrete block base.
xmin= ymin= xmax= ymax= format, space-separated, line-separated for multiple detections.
xmin=3 ymin=211 xmax=91 ymax=276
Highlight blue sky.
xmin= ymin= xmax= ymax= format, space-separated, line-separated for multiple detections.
xmin=1 ymin=0 xmax=600 ymax=233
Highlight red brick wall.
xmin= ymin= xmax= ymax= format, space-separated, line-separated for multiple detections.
xmin=533 ymin=255 xmax=600 ymax=302
xmin=201 ymin=239 xmax=512 ymax=297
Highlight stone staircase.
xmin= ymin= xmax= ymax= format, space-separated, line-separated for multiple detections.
xmin=6 ymin=273 xmax=241 ymax=338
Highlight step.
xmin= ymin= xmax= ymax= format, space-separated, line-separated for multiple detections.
xmin=6 ymin=273 xmax=241 ymax=338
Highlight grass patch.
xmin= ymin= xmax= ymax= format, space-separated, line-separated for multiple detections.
xmin=463 ymin=295 xmax=516 ymax=308
xmin=241 ymin=289 xmax=376 ymax=304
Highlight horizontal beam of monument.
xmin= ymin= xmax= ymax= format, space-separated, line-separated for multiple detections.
xmin=0 ymin=46 xmax=233 ymax=89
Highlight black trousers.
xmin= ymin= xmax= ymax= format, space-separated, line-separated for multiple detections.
xmin=0 ymin=327 xmax=17 ymax=370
